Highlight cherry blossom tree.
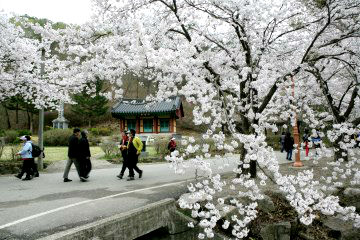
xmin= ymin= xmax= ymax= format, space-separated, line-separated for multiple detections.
xmin=1 ymin=0 xmax=360 ymax=238
xmin=77 ymin=0 xmax=360 ymax=238
xmin=0 ymin=13 xmax=73 ymax=109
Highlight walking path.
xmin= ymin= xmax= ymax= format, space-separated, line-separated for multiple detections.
xmin=0 ymin=150 xmax=311 ymax=239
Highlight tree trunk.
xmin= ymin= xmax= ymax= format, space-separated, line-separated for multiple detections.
xmin=3 ymin=105 xmax=11 ymax=129
xmin=237 ymin=143 xmax=256 ymax=178
xmin=30 ymin=112 xmax=34 ymax=134
xmin=26 ymin=110 xmax=31 ymax=130
xmin=334 ymin=134 xmax=348 ymax=162
xmin=88 ymin=119 xmax=92 ymax=128
xmin=15 ymin=103 xmax=19 ymax=125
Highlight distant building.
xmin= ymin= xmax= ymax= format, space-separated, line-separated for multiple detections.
xmin=111 ymin=96 xmax=184 ymax=134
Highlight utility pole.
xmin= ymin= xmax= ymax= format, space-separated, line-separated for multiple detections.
xmin=37 ymin=48 xmax=45 ymax=170
xmin=292 ymin=75 xmax=303 ymax=167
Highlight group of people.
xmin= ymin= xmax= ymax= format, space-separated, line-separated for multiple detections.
xmin=117 ymin=129 xmax=143 ymax=181
xmin=15 ymin=135 xmax=39 ymax=180
xmin=280 ymin=128 xmax=322 ymax=161
xmin=63 ymin=128 xmax=92 ymax=182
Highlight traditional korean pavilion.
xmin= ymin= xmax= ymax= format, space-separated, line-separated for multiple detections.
xmin=111 ymin=96 xmax=184 ymax=134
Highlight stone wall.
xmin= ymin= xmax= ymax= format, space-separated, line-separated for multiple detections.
xmin=39 ymin=198 xmax=177 ymax=240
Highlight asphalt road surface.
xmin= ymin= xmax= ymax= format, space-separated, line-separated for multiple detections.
xmin=0 ymin=156 xmax=238 ymax=240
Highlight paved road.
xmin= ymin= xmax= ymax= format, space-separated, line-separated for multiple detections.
xmin=0 ymin=155 xmax=239 ymax=240
xmin=0 ymin=150 xmax=312 ymax=240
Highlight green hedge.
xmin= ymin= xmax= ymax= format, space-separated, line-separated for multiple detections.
xmin=0 ymin=129 xmax=33 ymax=144
xmin=89 ymin=127 xmax=112 ymax=136
xmin=44 ymin=129 xmax=73 ymax=146
xmin=3 ymin=130 xmax=19 ymax=144
xmin=44 ymin=128 xmax=100 ymax=146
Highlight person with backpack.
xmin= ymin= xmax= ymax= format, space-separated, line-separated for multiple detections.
xmin=117 ymin=130 xmax=129 ymax=179
xmin=28 ymin=138 xmax=42 ymax=178
xmin=127 ymin=129 xmax=143 ymax=181
xmin=79 ymin=130 xmax=91 ymax=179
xmin=15 ymin=135 xmax=34 ymax=180
xmin=167 ymin=137 xmax=177 ymax=153
xmin=284 ymin=132 xmax=294 ymax=161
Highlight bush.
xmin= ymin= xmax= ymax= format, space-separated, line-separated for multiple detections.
xmin=4 ymin=130 xmax=19 ymax=144
xmin=87 ymin=134 xmax=101 ymax=146
xmin=89 ymin=127 xmax=112 ymax=136
xmin=266 ymin=135 xmax=281 ymax=151
xmin=100 ymin=140 xmax=121 ymax=159
xmin=152 ymin=136 xmax=170 ymax=156
xmin=44 ymin=128 xmax=73 ymax=146
xmin=17 ymin=129 xmax=32 ymax=136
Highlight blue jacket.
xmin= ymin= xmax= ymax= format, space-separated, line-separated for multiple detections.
xmin=18 ymin=141 xmax=33 ymax=159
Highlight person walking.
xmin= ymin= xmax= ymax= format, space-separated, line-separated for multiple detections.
xmin=312 ymin=129 xmax=321 ymax=156
xmin=79 ymin=130 xmax=91 ymax=179
xmin=303 ymin=128 xmax=310 ymax=157
xmin=284 ymin=132 xmax=294 ymax=161
xmin=167 ymin=137 xmax=177 ymax=153
xmin=63 ymin=128 xmax=84 ymax=182
xmin=117 ymin=130 xmax=129 ymax=179
xmin=15 ymin=135 xmax=34 ymax=181
xmin=280 ymin=132 xmax=286 ymax=153
xmin=127 ymin=129 xmax=143 ymax=181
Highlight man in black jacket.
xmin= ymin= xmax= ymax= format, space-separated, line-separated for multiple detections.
xmin=63 ymin=128 xmax=84 ymax=182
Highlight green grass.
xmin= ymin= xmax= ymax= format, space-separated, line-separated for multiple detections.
xmin=0 ymin=146 xmax=103 ymax=162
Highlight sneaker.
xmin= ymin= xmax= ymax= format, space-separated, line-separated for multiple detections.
xmin=34 ymin=173 xmax=39 ymax=177
xmin=63 ymin=178 xmax=72 ymax=182
xmin=116 ymin=175 xmax=123 ymax=179
xmin=127 ymin=177 xmax=135 ymax=181
xmin=139 ymin=170 xmax=143 ymax=179
xmin=15 ymin=175 xmax=22 ymax=179
xmin=84 ymin=175 xmax=89 ymax=179
xmin=22 ymin=177 xmax=32 ymax=181
xmin=80 ymin=177 xmax=88 ymax=182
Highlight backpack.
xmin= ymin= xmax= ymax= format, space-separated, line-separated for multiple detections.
xmin=31 ymin=143 xmax=43 ymax=158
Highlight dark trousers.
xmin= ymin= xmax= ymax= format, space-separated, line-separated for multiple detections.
xmin=79 ymin=158 xmax=92 ymax=177
xmin=32 ymin=161 xmax=39 ymax=176
xmin=19 ymin=159 xmax=34 ymax=178
xmin=286 ymin=149 xmax=293 ymax=160
xmin=128 ymin=154 xmax=142 ymax=177
xmin=119 ymin=151 xmax=128 ymax=176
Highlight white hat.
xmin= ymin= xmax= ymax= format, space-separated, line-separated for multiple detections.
xmin=19 ymin=136 xmax=27 ymax=141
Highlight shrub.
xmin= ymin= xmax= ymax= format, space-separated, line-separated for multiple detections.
xmin=98 ymin=127 xmax=112 ymax=136
xmin=266 ymin=135 xmax=281 ymax=151
xmin=4 ymin=130 xmax=19 ymax=144
xmin=87 ymin=134 xmax=101 ymax=146
xmin=89 ymin=127 xmax=112 ymax=136
xmin=44 ymin=128 xmax=73 ymax=146
xmin=100 ymin=140 xmax=121 ymax=159
xmin=152 ymin=136 xmax=170 ymax=156
xmin=17 ymin=129 xmax=32 ymax=136
xmin=0 ymin=129 xmax=5 ymax=137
